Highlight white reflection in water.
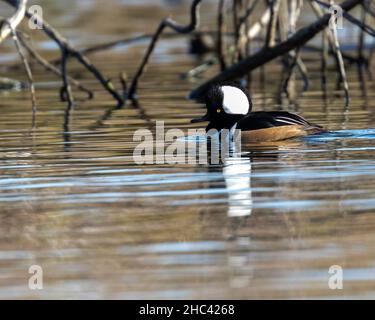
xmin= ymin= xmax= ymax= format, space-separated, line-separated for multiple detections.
xmin=223 ymin=157 xmax=253 ymax=287
xmin=228 ymin=237 xmax=254 ymax=289
xmin=223 ymin=157 xmax=252 ymax=218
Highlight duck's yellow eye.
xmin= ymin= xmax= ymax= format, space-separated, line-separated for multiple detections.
xmin=216 ymin=108 xmax=221 ymax=113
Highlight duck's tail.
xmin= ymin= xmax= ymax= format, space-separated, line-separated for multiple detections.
xmin=304 ymin=125 xmax=327 ymax=135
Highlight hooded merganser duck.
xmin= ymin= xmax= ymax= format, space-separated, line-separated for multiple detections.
xmin=191 ymin=84 xmax=326 ymax=142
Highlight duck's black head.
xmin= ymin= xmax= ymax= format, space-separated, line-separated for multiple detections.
xmin=191 ymin=84 xmax=252 ymax=131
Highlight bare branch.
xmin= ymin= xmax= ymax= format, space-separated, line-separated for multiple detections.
xmin=313 ymin=0 xmax=375 ymax=37
xmin=0 ymin=0 xmax=27 ymax=43
xmin=128 ymin=0 xmax=203 ymax=100
xmin=18 ymin=33 xmax=94 ymax=99
xmin=4 ymin=0 xmax=124 ymax=106
xmin=5 ymin=20 xmax=37 ymax=124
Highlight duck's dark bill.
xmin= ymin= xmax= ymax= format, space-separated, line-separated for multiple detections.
xmin=191 ymin=113 xmax=210 ymax=123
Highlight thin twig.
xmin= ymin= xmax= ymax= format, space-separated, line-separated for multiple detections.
xmin=283 ymin=47 xmax=301 ymax=96
xmin=46 ymin=31 xmax=231 ymax=65
xmin=357 ymin=3 xmax=366 ymax=63
xmin=321 ymin=28 xmax=329 ymax=90
xmin=181 ymin=57 xmax=217 ymax=79
xmin=264 ymin=0 xmax=280 ymax=48
xmin=232 ymin=0 xmax=241 ymax=47
xmin=217 ymin=0 xmax=227 ymax=71
xmin=17 ymin=33 xmax=94 ymax=99
xmin=7 ymin=21 xmax=37 ymax=124
xmin=237 ymin=0 xmax=260 ymax=61
xmin=232 ymin=0 xmax=242 ymax=62
xmin=329 ymin=0 xmax=350 ymax=106
xmin=60 ymin=49 xmax=75 ymax=107
xmin=309 ymin=0 xmax=344 ymax=85
xmin=291 ymin=1 xmax=309 ymax=92
xmin=128 ymin=0 xmax=202 ymax=100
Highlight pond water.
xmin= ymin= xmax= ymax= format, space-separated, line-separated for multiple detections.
xmin=0 ymin=0 xmax=375 ymax=299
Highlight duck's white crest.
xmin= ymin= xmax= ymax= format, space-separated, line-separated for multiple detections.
xmin=221 ymin=86 xmax=249 ymax=115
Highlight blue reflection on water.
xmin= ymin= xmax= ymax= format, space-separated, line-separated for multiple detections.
xmin=305 ymin=129 xmax=375 ymax=143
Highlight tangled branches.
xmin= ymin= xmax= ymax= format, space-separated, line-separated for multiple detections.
xmin=0 ymin=0 xmax=373 ymax=117
xmin=1 ymin=0 xmax=123 ymax=111
xmin=0 ymin=0 xmax=203 ymax=111
xmin=190 ymin=0 xmax=370 ymax=105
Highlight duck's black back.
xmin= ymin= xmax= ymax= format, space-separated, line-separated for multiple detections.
xmin=236 ymin=111 xmax=319 ymax=131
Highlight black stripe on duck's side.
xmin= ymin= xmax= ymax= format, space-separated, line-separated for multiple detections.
xmin=235 ymin=111 xmax=322 ymax=131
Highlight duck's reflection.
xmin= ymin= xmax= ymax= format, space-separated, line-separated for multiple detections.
xmin=222 ymin=156 xmax=253 ymax=218
xmin=220 ymin=139 xmax=303 ymax=220
xmin=204 ymin=139 xmax=307 ymax=289
xmin=222 ymin=155 xmax=254 ymax=288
